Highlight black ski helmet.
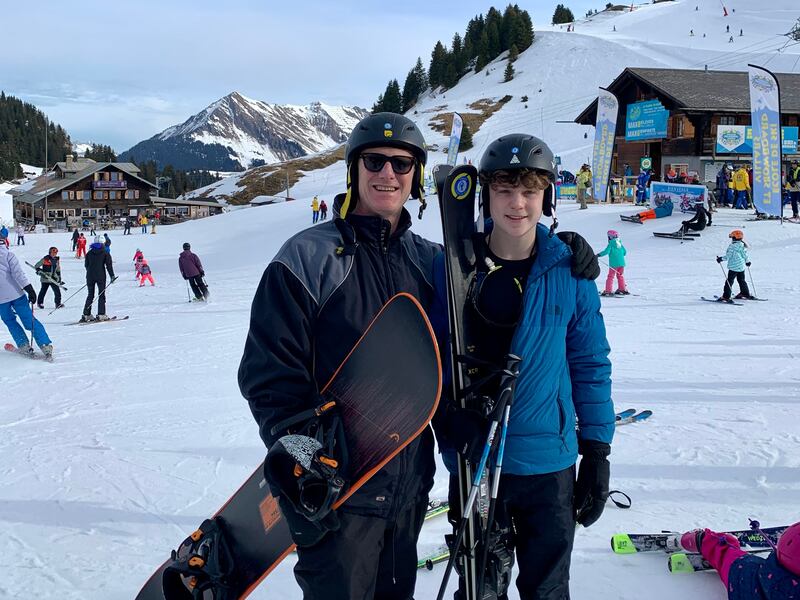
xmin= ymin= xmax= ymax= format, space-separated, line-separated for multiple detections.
xmin=182 ymin=242 xmax=190 ymax=251
xmin=340 ymin=112 xmax=427 ymax=219
xmin=478 ymin=134 xmax=558 ymax=219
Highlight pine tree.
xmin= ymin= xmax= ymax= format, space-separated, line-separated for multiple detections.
xmin=382 ymin=80 xmax=403 ymax=114
xmin=475 ymin=30 xmax=490 ymax=72
xmin=518 ymin=10 xmax=534 ymax=50
xmin=485 ymin=9 xmax=502 ymax=59
xmin=504 ymin=61 xmax=515 ymax=82
xmin=452 ymin=32 xmax=466 ymax=75
xmin=508 ymin=44 xmax=519 ymax=63
xmin=372 ymin=93 xmax=384 ymax=114
xmin=552 ymin=4 xmax=575 ymax=25
xmin=429 ymin=41 xmax=448 ymax=88
xmin=459 ymin=122 xmax=474 ymax=151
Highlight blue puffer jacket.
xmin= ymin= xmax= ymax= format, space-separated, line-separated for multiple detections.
xmin=433 ymin=224 xmax=614 ymax=476
xmin=722 ymin=240 xmax=749 ymax=272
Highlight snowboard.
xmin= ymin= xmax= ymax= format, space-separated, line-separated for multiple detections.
xmin=135 ymin=292 xmax=441 ymax=600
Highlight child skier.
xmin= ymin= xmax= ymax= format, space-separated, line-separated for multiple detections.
xmin=675 ymin=521 xmax=799 ymax=599
xmin=34 ymin=247 xmax=63 ymax=308
xmin=76 ymin=233 xmax=87 ymax=258
xmin=716 ymin=229 xmax=753 ymax=302
xmin=597 ymin=230 xmax=628 ymax=296
xmin=138 ymin=259 xmax=155 ymax=287
xmin=133 ymin=248 xmax=144 ymax=280
xmin=433 ymin=134 xmax=613 ymax=599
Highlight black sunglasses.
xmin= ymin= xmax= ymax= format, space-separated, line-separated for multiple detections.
xmin=360 ymin=153 xmax=416 ymax=175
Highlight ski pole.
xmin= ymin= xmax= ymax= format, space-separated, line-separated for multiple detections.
xmin=746 ymin=264 xmax=758 ymax=299
xmin=718 ymin=260 xmax=734 ymax=297
xmin=749 ymin=519 xmax=779 ymax=552
xmin=476 ymin=357 xmax=520 ymax=597
xmin=49 ymin=282 xmax=88 ymax=315
xmin=186 ymin=280 xmax=192 ymax=302
xmin=436 ymin=356 xmax=521 ymax=600
xmin=29 ymin=301 xmax=36 ymax=349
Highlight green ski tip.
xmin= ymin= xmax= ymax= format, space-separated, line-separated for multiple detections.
xmin=611 ymin=533 xmax=638 ymax=554
xmin=669 ymin=553 xmax=695 ymax=573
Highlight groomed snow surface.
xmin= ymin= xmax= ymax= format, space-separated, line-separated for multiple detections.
xmin=2 ymin=195 xmax=799 ymax=599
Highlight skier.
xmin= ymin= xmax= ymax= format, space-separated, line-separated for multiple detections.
xmin=311 ymin=195 xmax=320 ymax=224
xmin=0 ymin=240 xmax=53 ymax=358
xmin=133 ymin=248 xmax=144 ymax=280
xmin=104 ymin=232 xmax=112 ymax=254
xmin=576 ymin=164 xmax=593 ymax=209
xmin=716 ymin=229 xmax=753 ymax=302
xmin=432 ymin=134 xmax=613 ymax=600
xmin=123 ymin=216 xmax=132 ymax=235
xmin=717 ymin=165 xmax=732 ymax=207
xmin=15 ymin=223 xmax=25 ymax=246
xmin=71 ymin=227 xmax=80 ymax=251
xmin=140 ymin=214 xmax=148 ymax=234
xmin=75 ymin=233 xmax=87 ymax=259
xmin=138 ymin=259 xmax=155 ymax=287
xmin=319 ymin=199 xmax=328 ymax=220
xmin=787 ymin=160 xmax=800 ymax=219
xmin=598 ymin=230 xmax=628 ymax=296
xmin=627 ymin=198 xmax=674 ymax=222
xmin=178 ymin=243 xmax=208 ymax=301
xmin=34 ymin=247 xmax=63 ymax=309
xmin=732 ymin=165 xmax=750 ymax=209
xmin=675 ymin=522 xmax=800 ymax=599
xmin=680 ymin=198 xmax=712 ymax=234
xmin=635 ymin=169 xmax=651 ymax=205
xmin=81 ymin=235 xmax=117 ymax=322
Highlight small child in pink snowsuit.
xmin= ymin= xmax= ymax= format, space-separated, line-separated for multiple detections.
xmin=597 ymin=230 xmax=628 ymax=296
xmin=138 ymin=259 xmax=155 ymax=286
xmin=133 ymin=249 xmax=144 ymax=281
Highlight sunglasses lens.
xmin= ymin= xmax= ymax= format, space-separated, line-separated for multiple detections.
xmin=361 ymin=154 xmax=415 ymax=174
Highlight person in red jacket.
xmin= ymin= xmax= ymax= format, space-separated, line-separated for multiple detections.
xmin=75 ymin=233 xmax=87 ymax=258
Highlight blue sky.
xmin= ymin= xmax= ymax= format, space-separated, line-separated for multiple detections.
xmin=2 ymin=1 xmax=600 ymax=152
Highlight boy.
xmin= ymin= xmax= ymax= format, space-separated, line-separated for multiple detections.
xmin=34 ymin=247 xmax=63 ymax=309
xmin=434 ymin=134 xmax=614 ymax=599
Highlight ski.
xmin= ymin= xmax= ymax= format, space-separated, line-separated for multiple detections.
xmin=668 ymin=549 xmax=769 ymax=573
xmin=652 ymin=232 xmax=695 ymax=241
xmin=620 ymin=215 xmax=643 ymax=224
xmin=700 ymin=297 xmax=742 ymax=306
xmin=419 ymin=545 xmax=451 ymax=571
xmin=3 ymin=342 xmax=52 ymax=362
xmin=25 ymin=261 xmax=68 ymax=290
xmin=611 ymin=525 xmax=786 ymax=554
xmin=65 ymin=315 xmax=130 ymax=326
xmin=436 ymin=163 xmax=484 ymax=600
xmin=615 ymin=410 xmax=652 ymax=426
xmin=425 ymin=498 xmax=450 ymax=521
xmin=737 ymin=296 xmax=768 ymax=301
xmin=615 ymin=408 xmax=636 ymax=420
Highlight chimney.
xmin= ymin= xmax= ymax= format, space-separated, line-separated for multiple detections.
xmin=66 ymin=154 xmax=74 ymax=169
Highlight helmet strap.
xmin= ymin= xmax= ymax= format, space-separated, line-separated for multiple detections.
xmin=340 ymin=163 xmax=356 ymax=219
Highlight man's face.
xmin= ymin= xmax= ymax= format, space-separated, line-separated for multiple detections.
xmin=354 ymin=147 xmax=415 ymax=221
xmin=488 ymin=181 xmax=544 ymax=240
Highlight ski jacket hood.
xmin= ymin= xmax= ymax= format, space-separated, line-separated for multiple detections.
xmin=0 ymin=244 xmax=30 ymax=304
xmin=432 ymin=224 xmax=613 ymax=476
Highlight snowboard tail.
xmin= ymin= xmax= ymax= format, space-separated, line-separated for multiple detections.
xmin=137 ymin=293 xmax=441 ymax=600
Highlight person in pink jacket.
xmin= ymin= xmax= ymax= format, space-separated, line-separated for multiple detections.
xmin=138 ymin=259 xmax=155 ymax=287
xmin=133 ymin=249 xmax=144 ymax=281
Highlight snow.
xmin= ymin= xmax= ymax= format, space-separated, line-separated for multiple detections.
xmin=0 ymin=182 xmax=14 ymax=226
xmin=3 ymin=1 xmax=800 ymax=598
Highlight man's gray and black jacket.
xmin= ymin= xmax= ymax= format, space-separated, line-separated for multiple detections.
xmin=238 ymin=206 xmax=440 ymax=519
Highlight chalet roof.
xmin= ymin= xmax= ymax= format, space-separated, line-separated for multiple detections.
xmin=10 ymin=162 xmax=157 ymax=205
xmin=575 ymin=67 xmax=800 ymax=125
xmin=149 ymin=196 xmax=222 ymax=208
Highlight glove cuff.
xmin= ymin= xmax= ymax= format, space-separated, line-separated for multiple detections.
xmin=578 ymin=438 xmax=611 ymax=458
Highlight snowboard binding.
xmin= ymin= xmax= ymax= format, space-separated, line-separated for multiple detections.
xmin=162 ymin=516 xmax=235 ymax=599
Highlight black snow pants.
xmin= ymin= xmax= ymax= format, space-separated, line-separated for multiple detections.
xmin=293 ymin=495 xmax=429 ymax=600
xmin=83 ymin=278 xmax=107 ymax=316
xmin=448 ymin=466 xmax=576 ymax=600
xmin=37 ymin=282 xmax=62 ymax=307
xmin=722 ymin=270 xmax=749 ymax=299
xmin=188 ymin=275 xmax=208 ymax=300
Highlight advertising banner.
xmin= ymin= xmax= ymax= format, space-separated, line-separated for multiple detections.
xmin=715 ymin=125 xmax=798 ymax=155
xmin=650 ymin=181 xmax=708 ymax=212
xmin=446 ymin=112 xmax=463 ymax=167
xmin=748 ymin=64 xmax=782 ymax=217
xmin=625 ymin=99 xmax=668 ymax=141
xmin=592 ymin=88 xmax=618 ymax=204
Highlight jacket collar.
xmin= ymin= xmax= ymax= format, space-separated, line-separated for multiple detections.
xmin=341 ymin=207 xmax=412 ymax=248
xmin=527 ymin=223 xmax=570 ymax=281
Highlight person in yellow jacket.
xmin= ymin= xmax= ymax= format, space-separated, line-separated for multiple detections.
xmin=311 ymin=195 xmax=320 ymax=224
xmin=731 ymin=165 xmax=750 ymax=210
xmin=576 ymin=164 xmax=593 ymax=210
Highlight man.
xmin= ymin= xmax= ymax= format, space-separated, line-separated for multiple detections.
xmin=680 ymin=198 xmax=712 ymax=235
xmin=433 ymin=135 xmax=613 ymax=599
xmin=788 ymin=160 xmax=800 ymax=219
xmin=732 ymin=164 xmax=750 ymax=210
xmin=576 ymin=164 xmax=593 ymax=209
xmin=0 ymin=236 xmax=53 ymax=359
xmin=123 ymin=217 xmax=132 ymax=235
xmin=81 ymin=235 xmax=116 ymax=322
xmin=178 ymin=243 xmax=209 ymax=301
xmin=71 ymin=227 xmax=80 ymax=251
xmin=239 ymin=114 xmax=600 ymax=599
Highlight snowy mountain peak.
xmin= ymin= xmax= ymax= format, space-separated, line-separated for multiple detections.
xmin=119 ymin=92 xmax=368 ymax=171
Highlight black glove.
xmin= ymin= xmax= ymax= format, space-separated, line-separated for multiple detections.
xmin=276 ymin=493 xmax=339 ymax=548
xmin=111 ymin=275 xmax=119 ymax=283
xmin=200 ymin=271 xmax=205 ymax=277
xmin=573 ymin=439 xmax=610 ymax=527
xmin=716 ymin=256 xmax=723 ymax=263
xmin=442 ymin=404 xmax=490 ymax=465
xmin=745 ymin=262 xmax=751 ymax=267
xmin=24 ymin=284 xmax=37 ymax=305
xmin=557 ymin=231 xmax=600 ymax=280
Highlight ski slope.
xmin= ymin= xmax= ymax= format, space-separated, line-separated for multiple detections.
xmin=2 ymin=194 xmax=799 ymax=599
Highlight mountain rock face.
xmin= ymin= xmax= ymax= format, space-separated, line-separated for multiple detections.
xmin=119 ymin=92 xmax=367 ymax=171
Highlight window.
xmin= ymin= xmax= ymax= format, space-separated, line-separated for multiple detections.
xmin=66 ymin=209 xmax=76 ymax=217
xmin=109 ymin=191 xmax=118 ymax=200
xmin=61 ymin=191 xmax=75 ymax=200
xmin=94 ymin=191 xmax=108 ymax=200
xmin=676 ymin=119 xmax=685 ymax=137
xmin=719 ymin=116 xmax=736 ymax=125
xmin=83 ymin=191 xmax=92 ymax=200
xmin=125 ymin=190 xmax=135 ymax=199
xmin=48 ymin=209 xmax=66 ymax=219
xmin=177 ymin=206 xmax=190 ymax=216
xmin=81 ymin=208 xmax=98 ymax=217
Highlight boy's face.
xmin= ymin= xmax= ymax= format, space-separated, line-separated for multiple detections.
xmin=488 ymin=181 xmax=544 ymax=239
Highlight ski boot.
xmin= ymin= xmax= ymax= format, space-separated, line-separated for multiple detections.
xmin=600 ymin=291 xmax=615 ymax=297
xmin=615 ymin=289 xmax=630 ymax=295
xmin=37 ymin=303 xmax=44 ymax=309
xmin=96 ymin=314 xmax=110 ymax=322
xmin=79 ymin=314 xmax=94 ymax=323
xmin=735 ymin=293 xmax=756 ymax=300
xmin=40 ymin=344 xmax=54 ymax=361
xmin=664 ymin=530 xmax=704 ymax=553
xmin=716 ymin=297 xmax=734 ymax=304
xmin=17 ymin=343 xmax=35 ymax=356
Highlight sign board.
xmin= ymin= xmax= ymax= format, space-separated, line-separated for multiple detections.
xmin=715 ymin=125 xmax=798 ymax=155
xmin=625 ymin=100 xmax=668 ymax=141
xmin=640 ymin=156 xmax=653 ymax=171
